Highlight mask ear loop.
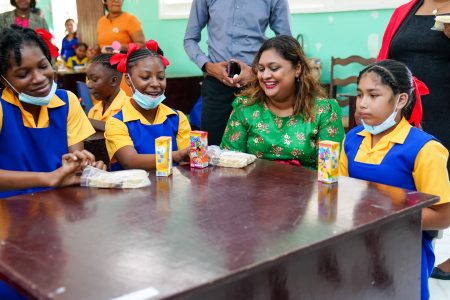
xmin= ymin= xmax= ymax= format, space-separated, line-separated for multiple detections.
xmin=1 ymin=75 xmax=20 ymax=95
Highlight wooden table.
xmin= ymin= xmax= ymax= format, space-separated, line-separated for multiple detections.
xmin=165 ymin=73 xmax=203 ymax=115
xmin=0 ymin=161 xmax=437 ymax=299
xmin=55 ymin=71 xmax=87 ymax=96
xmin=84 ymin=131 xmax=109 ymax=166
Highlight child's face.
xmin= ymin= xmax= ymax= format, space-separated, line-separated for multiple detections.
xmin=256 ymin=48 xmax=300 ymax=104
xmin=4 ymin=45 xmax=53 ymax=97
xmin=127 ymin=57 xmax=166 ymax=96
xmin=86 ymin=63 xmax=117 ymax=100
xmin=356 ymin=72 xmax=398 ymax=127
xmin=75 ymin=46 xmax=87 ymax=59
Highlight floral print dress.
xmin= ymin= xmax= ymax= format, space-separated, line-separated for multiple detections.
xmin=220 ymin=96 xmax=345 ymax=169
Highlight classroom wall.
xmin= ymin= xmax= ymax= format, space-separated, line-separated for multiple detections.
xmin=40 ymin=1 xmax=395 ymax=83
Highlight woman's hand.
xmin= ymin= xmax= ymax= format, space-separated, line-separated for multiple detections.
xmin=173 ymin=147 xmax=190 ymax=163
xmin=444 ymin=24 xmax=450 ymax=39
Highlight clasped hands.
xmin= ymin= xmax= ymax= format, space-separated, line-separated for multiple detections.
xmin=204 ymin=60 xmax=253 ymax=88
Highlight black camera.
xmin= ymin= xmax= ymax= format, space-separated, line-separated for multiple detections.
xmin=227 ymin=61 xmax=241 ymax=78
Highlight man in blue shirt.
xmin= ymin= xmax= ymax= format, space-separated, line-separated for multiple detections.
xmin=184 ymin=0 xmax=292 ymax=146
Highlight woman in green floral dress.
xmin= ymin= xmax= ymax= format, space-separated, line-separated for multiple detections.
xmin=221 ymin=35 xmax=344 ymax=169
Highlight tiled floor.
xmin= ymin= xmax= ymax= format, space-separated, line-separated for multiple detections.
xmin=430 ymin=229 xmax=450 ymax=300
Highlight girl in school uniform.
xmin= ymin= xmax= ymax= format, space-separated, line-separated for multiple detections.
xmin=339 ymin=59 xmax=450 ymax=300
xmin=86 ymin=53 xmax=129 ymax=131
xmin=105 ymin=40 xmax=191 ymax=171
xmin=0 ymin=25 xmax=104 ymax=199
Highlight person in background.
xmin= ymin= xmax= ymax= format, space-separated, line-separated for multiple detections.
xmin=86 ymin=54 xmax=129 ymax=131
xmin=105 ymin=41 xmax=191 ymax=171
xmin=0 ymin=0 xmax=48 ymax=31
xmin=184 ymin=0 xmax=292 ymax=146
xmin=60 ymin=18 xmax=78 ymax=62
xmin=66 ymin=43 xmax=89 ymax=70
xmin=96 ymin=0 xmax=145 ymax=52
xmin=339 ymin=60 xmax=450 ymax=300
xmin=221 ymin=35 xmax=344 ymax=169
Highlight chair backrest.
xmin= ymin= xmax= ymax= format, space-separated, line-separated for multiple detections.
xmin=329 ymin=55 xmax=375 ymax=101
xmin=76 ymin=81 xmax=93 ymax=114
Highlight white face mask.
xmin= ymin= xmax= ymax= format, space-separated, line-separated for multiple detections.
xmin=127 ymin=74 xmax=165 ymax=110
xmin=361 ymin=95 xmax=400 ymax=135
xmin=1 ymin=75 xmax=57 ymax=106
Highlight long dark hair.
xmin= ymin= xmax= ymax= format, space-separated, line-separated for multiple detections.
xmin=239 ymin=35 xmax=326 ymax=121
xmin=357 ymin=59 xmax=415 ymax=120
xmin=10 ymin=0 xmax=36 ymax=9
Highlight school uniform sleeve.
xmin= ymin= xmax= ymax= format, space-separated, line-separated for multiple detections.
xmin=104 ymin=116 xmax=133 ymax=160
xmin=66 ymin=57 xmax=74 ymax=69
xmin=176 ymin=110 xmax=191 ymax=149
xmin=339 ymin=137 xmax=349 ymax=176
xmin=220 ymin=98 xmax=248 ymax=152
xmin=66 ymin=91 xmax=95 ymax=147
xmin=413 ymin=140 xmax=450 ymax=206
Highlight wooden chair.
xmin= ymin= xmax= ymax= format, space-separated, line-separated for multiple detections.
xmin=329 ymin=56 xmax=375 ymax=131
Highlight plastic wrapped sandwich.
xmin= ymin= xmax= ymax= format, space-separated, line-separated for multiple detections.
xmin=208 ymin=146 xmax=256 ymax=168
xmin=80 ymin=166 xmax=151 ymax=188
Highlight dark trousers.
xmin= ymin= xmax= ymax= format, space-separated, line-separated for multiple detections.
xmin=201 ymin=76 xmax=240 ymax=146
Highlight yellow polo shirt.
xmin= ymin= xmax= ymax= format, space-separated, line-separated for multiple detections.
xmin=66 ymin=56 xmax=89 ymax=69
xmin=105 ymin=101 xmax=191 ymax=162
xmin=0 ymin=88 xmax=95 ymax=147
xmin=88 ymin=89 xmax=129 ymax=121
xmin=340 ymin=118 xmax=449 ymax=205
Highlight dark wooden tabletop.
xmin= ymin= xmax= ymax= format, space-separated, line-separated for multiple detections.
xmin=0 ymin=160 xmax=437 ymax=300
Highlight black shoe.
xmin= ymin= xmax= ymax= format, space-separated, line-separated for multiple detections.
xmin=430 ymin=267 xmax=450 ymax=280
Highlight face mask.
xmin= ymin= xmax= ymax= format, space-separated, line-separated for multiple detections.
xmin=362 ymin=96 xmax=400 ymax=135
xmin=128 ymin=74 xmax=165 ymax=110
xmin=1 ymin=75 xmax=57 ymax=106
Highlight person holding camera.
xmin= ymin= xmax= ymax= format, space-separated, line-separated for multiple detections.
xmin=183 ymin=0 xmax=292 ymax=146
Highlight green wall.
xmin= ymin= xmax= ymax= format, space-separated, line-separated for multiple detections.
xmin=123 ymin=1 xmax=394 ymax=82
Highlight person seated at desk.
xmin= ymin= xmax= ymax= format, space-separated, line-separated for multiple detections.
xmin=86 ymin=54 xmax=129 ymax=131
xmin=105 ymin=40 xmax=191 ymax=171
xmin=220 ymin=35 xmax=344 ymax=169
xmin=66 ymin=42 xmax=89 ymax=70
xmin=339 ymin=59 xmax=450 ymax=300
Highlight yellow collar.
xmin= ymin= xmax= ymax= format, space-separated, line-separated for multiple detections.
xmin=121 ymin=100 xmax=176 ymax=125
xmin=357 ymin=117 xmax=411 ymax=145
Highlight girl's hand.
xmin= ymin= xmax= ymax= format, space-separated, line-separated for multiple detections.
xmin=173 ymin=147 xmax=190 ymax=163
xmin=49 ymin=153 xmax=83 ymax=187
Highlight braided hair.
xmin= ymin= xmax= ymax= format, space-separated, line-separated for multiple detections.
xmin=126 ymin=47 xmax=165 ymax=75
xmin=357 ymin=59 xmax=416 ymax=120
xmin=91 ymin=53 xmax=122 ymax=78
xmin=0 ymin=25 xmax=51 ymax=76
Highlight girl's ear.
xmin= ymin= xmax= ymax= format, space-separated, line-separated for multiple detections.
xmin=295 ymin=63 xmax=302 ymax=78
xmin=124 ymin=73 xmax=132 ymax=88
xmin=396 ymin=92 xmax=409 ymax=111
xmin=110 ymin=75 xmax=119 ymax=86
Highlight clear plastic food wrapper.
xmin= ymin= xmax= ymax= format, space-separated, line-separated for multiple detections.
xmin=80 ymin=166 xmax=151 ymax=189
xmin=432 ymin=15 xmax=450 ymax=31
xmin=207 ymin=146 xmax=256 ymax=168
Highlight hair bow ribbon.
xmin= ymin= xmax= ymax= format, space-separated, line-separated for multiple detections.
xmin=145 ymin=40 xmax=170 ymax=68
xmin=409 ymin=76 xmax=429 ymax=128
xmin=35 ymin=28 xmax=59 ymax=58
xmin=110 ymin=43 xmax=139 ymax=73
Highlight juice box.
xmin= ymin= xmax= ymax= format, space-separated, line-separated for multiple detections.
xmin=190 ymin=131 xmax=208 ymax=168
xmin=318 ymin=140 xmax=339 ymax=183
xmin=155 ymin=136 xmax=173 ymax=176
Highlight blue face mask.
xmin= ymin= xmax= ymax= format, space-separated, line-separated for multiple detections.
xmin=1 ymin=75 xmax=57 ymax=106
xmin=128 ymin=74 xmax=165 ymax=110
xmin=361 ymin=96 xmax=400 ymax=135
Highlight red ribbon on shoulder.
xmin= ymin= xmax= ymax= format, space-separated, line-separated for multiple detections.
xmin=110 ymin=43 xmax=139 ymax=73
xmin=35 ymin=28 xmax=59 ymax=58
xmin=409 ymin=76 xmax=429 ymax=128
xmin=145 ymin=40 xmax=170 ymax=68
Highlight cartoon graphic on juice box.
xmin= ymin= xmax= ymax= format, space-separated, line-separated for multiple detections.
xmin=318 ymin=140 xmax=339 ymax=183
xmin=155 ymin=136 xmax=173 ymax=176
xmin=190 ymin=131 xmax=208 ymax=168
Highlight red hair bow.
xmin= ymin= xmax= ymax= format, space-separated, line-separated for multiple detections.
xmin=145 ymin=40 xmax=170 ymax=68
xmin=35 ymin=28 xmax=59 ymax=58
xmin=409 ymin=76 xmax=429 ymax=128
xmin=110 ymin=43 xmax=139 ymax=73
